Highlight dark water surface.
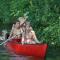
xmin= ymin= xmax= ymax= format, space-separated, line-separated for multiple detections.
xmin=10 ymin=55 xmax=34 ymax=60
xmin=9 ymin=55 xmax=44 ymax=60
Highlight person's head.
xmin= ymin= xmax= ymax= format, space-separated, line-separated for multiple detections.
xmin=26 ymin=21 xmax=32 ymax=31
xmin=28 ymin=26 xmax=33 ymax=32
xmin=18 ymin=17 xmax=26 ymax=27
xmin=2 ymin=30 xmax=7 ymax=36
xmin=15 ymin=21 xmax=20 ymax=29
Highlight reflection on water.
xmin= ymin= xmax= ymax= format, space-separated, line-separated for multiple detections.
xmin=10 ymin=55 xmax=45 ymax=60
xmin=10 ymin=55 xmax=30 ymax=60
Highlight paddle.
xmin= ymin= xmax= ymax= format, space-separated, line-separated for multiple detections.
xmin=0 ymin=32 xmax=43 ymax=45
xmin=0 ymin=32 xmax=22 ymax=45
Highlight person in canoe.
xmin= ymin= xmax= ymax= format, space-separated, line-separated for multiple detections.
xmin=18 ymin=17 xmax=40 ymax=44
xmin=8 ymin=16 xmax=41 ymax=44
xmin=17 ymin=17 xmax=27 ymax=44
xmin=24 ymin=21 xmax=40 ymax=44
xmin=8 ymin=21 xmax=23 ymax=43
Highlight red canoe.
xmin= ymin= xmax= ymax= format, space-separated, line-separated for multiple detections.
xmin=5 ymin=39 xmax=48 ymax=58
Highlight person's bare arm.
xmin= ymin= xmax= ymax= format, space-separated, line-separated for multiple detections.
xmin=32 ymin=31 xmax=40 ymax=43
xmin=21 ymin=30 xmax=25 ymax=45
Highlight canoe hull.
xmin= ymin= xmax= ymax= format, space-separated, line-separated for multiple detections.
xmin=5 ymin=42 xmax=48 ymax=58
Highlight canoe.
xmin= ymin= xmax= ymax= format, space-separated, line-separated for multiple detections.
xmin=5 ymin=39 xmax=48 ymax=58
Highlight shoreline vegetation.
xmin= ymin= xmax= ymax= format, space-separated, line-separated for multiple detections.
xmin=0 ymin=0 xmax=59 ymax=46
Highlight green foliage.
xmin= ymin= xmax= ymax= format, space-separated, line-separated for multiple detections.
xmin=0 ymin=0 xmax=60 ymax=46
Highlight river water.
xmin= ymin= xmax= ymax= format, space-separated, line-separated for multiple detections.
xmin=9 ymin=55 xmax=44 ymax=60
xmin=10 ymin=55 xmax=33 ymax=60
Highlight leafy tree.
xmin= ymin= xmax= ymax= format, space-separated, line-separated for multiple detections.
xmin=0 ymin=0 xmax=59 ymax=46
